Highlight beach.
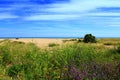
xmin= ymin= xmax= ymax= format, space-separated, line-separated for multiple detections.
xmin=0 ymin=38 xmax=70 ymax=48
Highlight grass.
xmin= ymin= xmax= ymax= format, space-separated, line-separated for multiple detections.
xmin=0 ymin=39 xmax=120 ymax=80
xmin=117 ymin=45 xmax=120 ymax=53
xmin=48 ymin=43 xmax=59 ymax=47
xmin=62 ymin=38 xmax=78 ymax=43
xmin=104 ymin=42 xmax=114 ymax=46
xmin=98 ymin=38 xmax=120 ymax=45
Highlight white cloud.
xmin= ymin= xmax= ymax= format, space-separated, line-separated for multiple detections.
xmin=87 ymin=12 xmax=120 ymax=16
xmin=1 ymin=0 xmax=120 ymax=21
xmin=0 ymin=13 xmax=18 ymax=20
xmin=23 ymin=0 xmax=120 ymax=21
xmin=106 ymin=18 xmax=120 ymax=27
xmin=108 ymin=24 xmax=120 ymax=27
xmin=24 ymin=14 xmax=80 ymax=21
xmin=45 ymin=0 xmax=120 ymax=13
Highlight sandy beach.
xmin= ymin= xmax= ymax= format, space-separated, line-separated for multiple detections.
xmin=1 ymin=38 xmax=70 ymax=48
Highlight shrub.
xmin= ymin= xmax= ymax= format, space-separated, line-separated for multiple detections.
xmin=69 ymin=39 xmax=77 ymax=41
xmin=62 ymin=40 xmax=68 ymax=43
xmin=62 ymin=39 xmax=77 ymax=43
xmin=77 ymin=38 xmax=82 ymax=42
xmin=83 ymin=34 xmax=96 ymax=43
xmin=117 ymin=45 xmax=120 ymax=53
xmin=1 ymin=52 xmax=12 ymax=66
xmin=104 ymin=42 xmax=113 ymax=46
xmin=48 ymin=43 xmax=59 ymax=47
xmin=7 ymin=64 xmax=22 ymax=78
xmin=12 ymin=41 xmax=25 ymax=44
xmin=15 ymin=38 xmax=19 ymax=40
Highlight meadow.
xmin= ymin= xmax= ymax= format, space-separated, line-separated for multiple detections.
xmin=0 ymin=38 xmax=120 ymax=80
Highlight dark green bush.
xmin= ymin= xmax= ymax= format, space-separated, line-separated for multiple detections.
xmin=104 ymin=42 xmax=113 ymax=46
xmin=62 ymin=39 xmax=77 ymax=43
xmin=77 ymin=38 xmax=82 ymax=42
xmin=12 ymin=41 xmax=25 ymax=44
xmin=69 ymin=39 xmax=77 ymax=41
xmin=15 ymin=38 xmax=19 ymax=40
xmin=117 ymin=45 xmax=120 ymax=53
xmin=83 ymin=34 xmax=96 ymax=43
xmin=48 ymin=43 xmax=59 ymax=47
xmin=1 ymin=53 xmax=12 ymax=66
xmin=7 ymin=64 xmax=22 ymax=78
xmin=62 ymin=40 xmax=68 ymax=43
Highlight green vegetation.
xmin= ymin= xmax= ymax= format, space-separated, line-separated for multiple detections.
xmin=104 ymin=42 xmax=113 ymax=46
xmin=0 ymin=39 xmax=120 ymax=80
xmin=15 ymin=38 xmax=19 ymax=40
xmin=48 ymin=43 xmax=59 ymax=47
xmin=62 ymin=39 xmax=77 ymax=43
xmin=98 ymin=38 xmax=120 ymax=45
xmin=117 ymin=45 xmax=120 ymax=53
xmin=83 ymin=34 xmax=96 ymax=43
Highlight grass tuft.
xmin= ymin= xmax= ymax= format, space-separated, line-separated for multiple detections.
xmin=48 ymin=43 xmax=59 ymax=47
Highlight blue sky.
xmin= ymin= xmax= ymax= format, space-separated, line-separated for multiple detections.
xmin=0 ymin=0 xmax=120 ymax=37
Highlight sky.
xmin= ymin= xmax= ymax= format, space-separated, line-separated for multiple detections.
xmin=0 ymin=0 xmax=120 ymax=37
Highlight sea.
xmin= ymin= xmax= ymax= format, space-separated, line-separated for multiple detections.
xmin=0 ymin=37 xmax=120 ymax=39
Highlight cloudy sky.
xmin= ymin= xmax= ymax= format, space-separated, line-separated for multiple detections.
xmin=0 ymin=0 xmax=120 ymax=37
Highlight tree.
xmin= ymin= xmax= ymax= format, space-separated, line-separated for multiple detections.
xmin=83 ymin=34 xmax=96 ymax=43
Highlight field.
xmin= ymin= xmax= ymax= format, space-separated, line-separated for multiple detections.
xmin=0 ymin=38 xmax=120 ymax=80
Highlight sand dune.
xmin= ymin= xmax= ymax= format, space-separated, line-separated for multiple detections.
xmin=9 ymin=38 xmax=69 ymax=48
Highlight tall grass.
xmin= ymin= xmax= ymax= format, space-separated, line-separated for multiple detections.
xmin=0 ymin=40 xmax=120 ymax=80
xmin=48 ymin=43 xmax=59 ymax=47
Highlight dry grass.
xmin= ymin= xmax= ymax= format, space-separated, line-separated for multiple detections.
xmin=0 ymin=38 xmax=120 ymax=49
xmin=2 ymin=38 xmax=67 ymax=49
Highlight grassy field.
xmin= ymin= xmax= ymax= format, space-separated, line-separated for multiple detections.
xmin=0 ymin=38 xmax=120 ymax=80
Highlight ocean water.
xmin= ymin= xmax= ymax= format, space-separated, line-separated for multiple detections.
xmin=0 ymin=37 xmax=120 ymax=39
xmin=0 ymin=37 xmax=80 ymax=39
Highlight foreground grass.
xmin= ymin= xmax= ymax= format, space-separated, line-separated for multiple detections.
xmin=0 ymin=39 xmax=120 ymax=80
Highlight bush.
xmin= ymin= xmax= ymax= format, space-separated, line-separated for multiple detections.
xmin=62 ymin=39 xmax=77 ymax=43
xmin=15 ymin=38 xmax=19 ymax=40
xmin=48 ymin=43 xmax=59 ymax=47
xmin=104 ymin=42 xmax=113 ymax=46
xmin=69 ymin=39 xmax=77 ymax=41
xmin=12 ymin=41 xmax=25 ymax=44
xmin=83 ymin=34 xmax=96 ymax=43
xmin=77 ymin=38 xmax=82 ymax=42
xmin=7 ymin=64 xmax=22 ymax=78
xmin=117 ymin=45 xmax=120 ymax=53
xmin=1 ymin=52 xmax=12 ymax=66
